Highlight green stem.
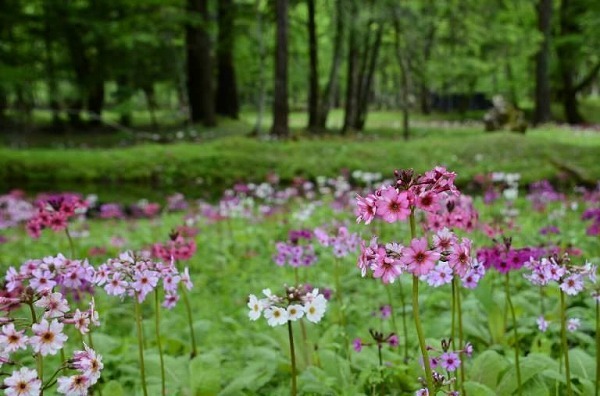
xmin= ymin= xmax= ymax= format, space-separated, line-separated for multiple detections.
xmin=28 ymin=303 xmax=44 ymax=393
xmin=457 ymin=277 xmax=465 ymax=395
xmin=596 ymin=299 xmax=599 ymax=396
xmin=385 ymin=284 xmax=399 ymax=337
xmin=451 ymin=277 xmax=457 ymax=350
xmin=378 ymin=345 xmax=383 ymax=367
xmin=155 ymin=291 xmax=166 ymax=396
xmin=505 ymin=273 xmax=522 ymax=396
xmin=134 ymin=297 xmax=148 ymax=396
xmin=409 ymin=210 xmax=433 ymax=393
xmin=180 ymin=285 xmax=198 ymax=358
xmin=540 ymin=286 xmax=545 ymax=316
xmin=399 ymin=279 xmax=409 ymax=362
xmin=288 ymin=321 xmax=297 ymax=396
xmin=560 ymin=290 xmax=573 ymax=396
xmin=334 ymin=257 xmax=350 ymax=361
xmin=413 ymin=275 xmax=434 ymax=392
xmin=65 ymin=227 xmax=75 ymax=259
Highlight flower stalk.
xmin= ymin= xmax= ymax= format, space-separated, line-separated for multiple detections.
xmin=560 ymin=289 xmax=572 ymax=396
xmin=505 ymin=273 xmax=522 ymax=396
xmin=134 ymin=297 xmax=148 ymax=396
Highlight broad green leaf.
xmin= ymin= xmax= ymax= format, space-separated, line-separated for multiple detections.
xmin=469 ymin=350 xmax=509 ymax=389
xmin=496 ymin=353 xmax=557 ymax=395
xmin=189 ymin=352 xmax=221 ymax=395
xmin=463 ymin=381 xmax=496 ymax=396
xmin=101 ymin=380 xmax=125 ymax=396
xmin=569 ymin=349 xmax=596 ymax=380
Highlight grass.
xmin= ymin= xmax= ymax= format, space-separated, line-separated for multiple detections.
xmin=1 ymin=121 xmax=599 ymax=198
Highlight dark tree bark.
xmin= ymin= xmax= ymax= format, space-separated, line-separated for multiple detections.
xmin=270 ymin=0 xmax=289 ymax=138
xmin=557 ymin=0 xmax=584 ymax=124
xmin=87 ymin=81 xmax=105 ymax=126
xmin=342 ymin=3 xmax=359 ymax=134
xmin=215 ymin=0 xmax=239 ymax=119
xmin=306 ymin=0 xmax=319 ymax=131
xmin=317 ymin=0 xmax=344 ymax=129
xmin=186 ymin=0 xmax=216 ymax=126
xmin=356 ymin=23 xmax=383 ymax=130
xmin=533 ymin=0 xmax=553 ymax=124
xmin=392 ymin=10 xmax=410 ymax=140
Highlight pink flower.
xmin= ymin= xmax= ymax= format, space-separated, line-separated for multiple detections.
xmin=57 ymin=374 xmax=90 ymax=396
xmin=71 ymin=345 xmax=103 ymax=384
xmin=35 ymin=292 xmax=70 ymax=319
xmin=30 ymin=319 xmax=68 ymax=356
xmin=402 ymin=238 xmax=440 ymax=276
xmin=163 ymin=292 xmax=180 ymax=309
xmin=560 ymin=275 xmax=584 ymax=296
xmin=0 ymin=323 xmax=28 ymax=353
xmin=440 ymin=352 xmax=461 ymax=371
xmin=375 ymin=187 xmax=411 ymax=223
xmin=4 ymin=367 xmax=41 ymax=396
xmin=372 ymin=249 xmax=403 ymax=284
xmin=132 ymin=270 xmax=159 ymax=301
xmin=537 ymin=316 xmax=549 ymax=332
xmin=567 ymin=318 xmax=580 ymax=332
xmin=105 ymin=274 xmax=127 ymax=296
xmin=353 ymin=338 xmax=363 ymax=352
xmin=356 ymin=194 xmax=377 ymax=224
xmin=388 ymin=334 xmax=399 ymax=347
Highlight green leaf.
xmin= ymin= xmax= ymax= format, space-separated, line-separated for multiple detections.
xmin=101 ymin=381 xmax=125 ymax=396
xmin=189 ymin=352 xmax=222 ymax=395
xmin=469 ymin=350 xmax=509 ymax=389
xmin=569 ymin=349 xmax=596 ymax=380
xmin=463 ymin=381 xmax=496 ymax=396
xmin=496 ymin=353 xmax=557 ymax=395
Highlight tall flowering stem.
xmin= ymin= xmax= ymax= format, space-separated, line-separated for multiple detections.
xmin=65 ymin=227 xmax=75 ymax=258
xmin=596 ymin=299 xmax=599 ymax=396
xmin=155 ymin=291 xmax=166 ymax=396
xmin=288 ymin=321 xmax=297 ymax=396
xmin=134 ymin=297 xmax=149 ymax=396
xmin=334 ymin=257 xmax=350 ymax=361
xmin=180 ymin=285 xmax=198 ymax=358
xmin=398 ymin=280 xmax=409 ymax=362
xmin=27 ymin=301 xmax=44 ymax=389
xmin=505 ymin=273 xmax=522 ymax=395
xmin=560 ymin=289 xmax=573 ymax=396
xmin=456 ymin=278 xmax=465 ymax=393
xmin=410 ymin=211 xmax=434 ymax=393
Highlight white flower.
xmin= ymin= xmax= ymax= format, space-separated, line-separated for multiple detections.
xmin=57 ymin=374 xmax=90 ymax=396
xmin=264 ymin=307 xmax=288 ymax=327
xmin=4 ymin=367 xmax=41 ymax=396
xmin=304 ymin=295 xmax=327 ymax=323
xmin=247 ymin=294 xmax=263 ymax=321
xmin=287 ymin=304 xmax=304 ymax=321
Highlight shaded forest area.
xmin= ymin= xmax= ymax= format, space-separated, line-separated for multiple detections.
xmin=0 ymin=0 xmax=599 ymax=139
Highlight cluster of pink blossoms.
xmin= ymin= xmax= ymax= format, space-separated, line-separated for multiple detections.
xmin=95 ymin=251 xmax=192 ymax=307
xmin=425 ymin=194 xmax=478 ymax=232
xmin=248 ymin=285 xmax=328 ymax=326
xmin=152 ymin=231 xmax=197 ymax=262
xmin=273 ymin=230 xmax=317 ymax=267
xmin=524 ymin=253 xmax=596 ymax=296
xmin=357 ymin=228 xmax=481 ymax=285
xmin=313 ymin=225 xmax=360 ymax=258
xmin=355 ymin=167 xmax=459 ymax=225
xmin=5 ymin=254 xmax=95 ymax=301
xmin=26 ymin=194 xmax=88 ymax=238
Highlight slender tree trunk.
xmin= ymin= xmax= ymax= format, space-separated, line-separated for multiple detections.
xmin=186 ymin=0 xmax=216 ymax=126
xmin=317 ymin=0 xmax=344 ymax=129
xmin=43 ymin=3 xmax=60 ymax=127
xmin=342 ymin=3 xmax=359 ymax=134
xmin=306 ymin=0 xmax=319 ymax=131
xmin=533 ymin=0 xmax=552 ymax=124
xmin=392 ymin=8 xmax=410 ymax=140
xmin=87 ymin=81 xmax=105 ymax=126
xmin=557 ymin=0 xmax=584 ymax=124
xmin=356 ymin=23 xmax=383 ymax=130
xmin=215 ymin=0 xmax=239 ymax=119
xmin=271 ymin=0 xmax=289 ymax=138
xmin=252 ymin=0 xmax=266 ymax=135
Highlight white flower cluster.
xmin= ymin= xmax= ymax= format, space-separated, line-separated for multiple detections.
xmin=248 ymin=287 xmax=327 ymax=327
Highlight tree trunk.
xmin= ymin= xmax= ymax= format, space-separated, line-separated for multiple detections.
xmin=87 ymin=81 xmax=105 ymax=126
xmin=252 ymin=0 xmax=267 ymax=135
xmin=356 ymin=23 xmax=383 ymax=130
xmin=270 ymin=0 xmax=289 ymax=138
xmin=317 ymin=0 xmax=344 ymax=129
xmin=215 ymin=0 xmax=239 ymax=119
xmin=392 ymin=9 xmax=410 ymax=140
xmin=533 ymin=0 xmax=552 ymax=125
xmin=186 ymin=0 xmax=216 ymax=126
xmin=306 ymin=0 xmax=319 ymax=131
xmin=342 ymin=4 xmax=359 ymax=134
xmin=557 ymin=0 xmax=584 ymax=124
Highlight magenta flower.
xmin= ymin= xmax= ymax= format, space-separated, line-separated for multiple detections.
xmin=375 ymin=187 xmax=411 ymax=223
xmin=353 ymin=338 xmax=363 ymax=352
xmin=355 ymin=194 xmax=377 ymax=224
xmin=402 ymin=238 xmax=440 ymax=276
xmin=439 ymin=352 xmax=461 ymax=371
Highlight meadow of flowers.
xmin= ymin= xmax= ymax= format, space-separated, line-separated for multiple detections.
xmin=0 ymin=168 xmax=598 ymax=395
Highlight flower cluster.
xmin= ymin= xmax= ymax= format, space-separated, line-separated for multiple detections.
xmin=477 ymin=238 xmax=553 ymax=274
xmin=524 ymin=253 xmax=596 ymax=296
xmin=537 ymin=315 xmax=581 ymax=333
xmin=358 ymin=228 xmax=481 ymax=285
xmin=0 ymin=190 xmax=35 ymax=230
xmin=356 ymin=167 xmax=459 ymax=225
xmin=414 ymin=340 xmax=473 ymax=395
xmin=248 ymin=285 xmax=328 ymax=326
xmin=5 ymin=254 xmax=96 ymax=300
xmin=57 ymin=344 xmax=104 ymax=395
xmin=582 ymin=207 xmax=600 ymax=236
xmin=314 ymin=225 xmax=360 ymax=258
xmin=273 ymin=230 xmax=317 ymax=267
xmin=527 ymin=180 xmax=564 ymax=212
xmin=152 ymin=231 xmax=197 ymax=262
xmin=425 ymin=194 xmax=479 ymax=232
xmin=26 ymin=194 xmax=88 ymax=238
xmin=96 ymin=251 xmax=192 ymax=307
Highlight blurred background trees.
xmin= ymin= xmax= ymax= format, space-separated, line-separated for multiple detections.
xmin=0 ymin=0 xmax=598 ymax=136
